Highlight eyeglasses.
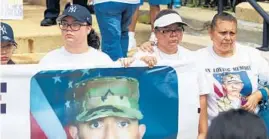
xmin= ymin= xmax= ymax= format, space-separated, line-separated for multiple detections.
xmin=1 ymin=43 xmax=16 ymax=52
xmin=156 ymin=27 xmax=184 ymax=35
xmin=59 ymin=22 xmax=88 ymax=31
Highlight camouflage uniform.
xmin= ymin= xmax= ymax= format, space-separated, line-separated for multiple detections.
xmin=217 ymin=74 xmax=244 ymax=112
xmin=73 ymin=76 xmax=143 ymax=122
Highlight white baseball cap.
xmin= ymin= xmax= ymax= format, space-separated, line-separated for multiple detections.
xmin=154 ymin=12 xmax=188 ymax=28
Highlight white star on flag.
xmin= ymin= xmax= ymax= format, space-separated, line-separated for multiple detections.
xmin=81 ymin=69 xmax=90 ymax=76
xmin=53 ymin=75 xmax=61 ymax=84
xmin=68 ymin=81 xmax=73 ymax=88
xmin=65 ymin=101 xmax=70 ymax=108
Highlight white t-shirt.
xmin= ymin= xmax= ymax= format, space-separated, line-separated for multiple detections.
xmin=134 ymin=45 xmax=210 ymax=96
xmin=93 ymin=0 xmax=140 ymax=5
xmin=39 ymin=47 xmax=113 ymax=67
xmin=196 ymin=43 xmax=269 ymax=124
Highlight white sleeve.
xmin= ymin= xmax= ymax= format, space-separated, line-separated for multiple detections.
xmin=194 ymin=50 xmax=211 ymax=95
xmin=197 ymin=71 xmax=211 ymax=95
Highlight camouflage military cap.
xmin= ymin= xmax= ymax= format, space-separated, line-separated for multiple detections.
xmin=73 ymin=76 xmax=143 ymax=122
xmin=222 ymin=74 xmax=243 ymax=84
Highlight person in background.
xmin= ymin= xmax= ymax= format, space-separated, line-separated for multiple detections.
xmin=173 ymin=0 xmax=181 ymax=8
xmin=93 ymin=0 xmax=139 ymax=61
xmin=0 ymin=22 xmax=17 ymax=65
xmin=128 ymin=0 xmax=144 ymax=51
xmin=40 ymin=0 xmax=88 ymax=26
xmin=207 ymin=109 xmax=268 ymax=139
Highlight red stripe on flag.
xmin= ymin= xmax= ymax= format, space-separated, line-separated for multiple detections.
xmin=64 ymin=126 xmax=74 ymax=139
xmin=30 ymin=113 xmax=47 ymax=139
xmin=214 ymin=84 xmax=224 ymax=97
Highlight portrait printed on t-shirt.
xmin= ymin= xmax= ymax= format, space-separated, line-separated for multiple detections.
xmin=212 ymin=70 xmax=252 ymax=112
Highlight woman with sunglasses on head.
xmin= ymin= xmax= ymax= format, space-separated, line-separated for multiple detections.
xmin=1 ymin=22 xmax=17 ymax=65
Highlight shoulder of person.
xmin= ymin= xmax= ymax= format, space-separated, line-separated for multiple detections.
xmin=178 ymin=46 xmax=193 ymax=53
xmin=39 ymin=47 xmax=63 ymax=64
xmin=236 ymin=43 xmax=262 ymax=57
xmin=90 ymin=48 xmax=113 ymax=62
xmin=195 ymin=46 xmax=210 ymax=55
xmin=90 ymin=48 xmax=108 ymax=57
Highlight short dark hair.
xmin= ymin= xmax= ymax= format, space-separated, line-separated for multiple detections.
xmin=207 ymin=109 xmax=268 ymax=139
xmin=210 ymin=12 xmax=237 ymax=30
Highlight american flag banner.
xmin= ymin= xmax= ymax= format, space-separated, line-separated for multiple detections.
xmin=0 ymin=62 xmax=200 ymax=139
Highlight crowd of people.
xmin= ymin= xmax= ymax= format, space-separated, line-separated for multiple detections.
xmin=1 ymin=0 xmax=269 ymax=138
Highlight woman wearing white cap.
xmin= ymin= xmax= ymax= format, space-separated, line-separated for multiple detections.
xmin=134 ymin=9 xmax=190 ymax=65
xmin=133 ymin=9 xmax=209 ymax=139
xmin=148 ymin=0 xmax=173 ymax=42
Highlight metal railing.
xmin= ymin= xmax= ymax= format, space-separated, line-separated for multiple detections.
xmin=218 ymin=0 xmax=269 ymax=51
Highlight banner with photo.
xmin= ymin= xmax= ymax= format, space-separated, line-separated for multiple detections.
xmin=0 ymin=63 xmax=200 ymax=139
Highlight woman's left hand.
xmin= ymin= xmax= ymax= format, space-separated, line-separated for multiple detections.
xmin=118 ymin=57 xmax=135 ymax=68
xmin=242 ymin=91 xmax=262 ymax=112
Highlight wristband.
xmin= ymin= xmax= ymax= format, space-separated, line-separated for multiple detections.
xmin=259 ymin=88 xmax=269 ymax=101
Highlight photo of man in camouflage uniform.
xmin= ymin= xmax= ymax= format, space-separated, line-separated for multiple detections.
xmin=68 ymin=76 xmax=146 ymax=139
xmin=217 ymin=74 xmax=244 ymax=112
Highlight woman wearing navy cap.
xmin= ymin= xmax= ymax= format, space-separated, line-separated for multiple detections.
xmin=0 ymin=22 xmax=17 ymax=65
xmin=39 ymin=4 xmax=114 ymax=66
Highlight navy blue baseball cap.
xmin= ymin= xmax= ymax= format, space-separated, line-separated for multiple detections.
xmin=57 ymin=4 xmax=92 ymax=25
xmin=1 ymin=22 xmax=17 ymax=46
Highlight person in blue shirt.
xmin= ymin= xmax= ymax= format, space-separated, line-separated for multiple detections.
xmin=93 ymin=0 xmax=140 ymax=61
